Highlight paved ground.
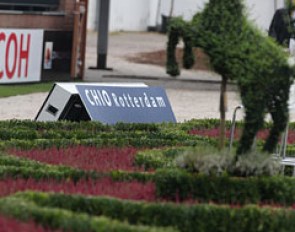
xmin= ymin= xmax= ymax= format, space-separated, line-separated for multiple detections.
xmin=84 ymin=32 xmax=244 ymax=122
xmin=85 ymin=31 xmax=223 ymax=83
xmin=0 ymin=32 xmax=245 ymax=122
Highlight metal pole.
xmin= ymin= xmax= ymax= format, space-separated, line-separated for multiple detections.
xmin=282 ymin=123 xmax=289 ymax=159
xmin=229 ymin=105 xmax=243 ymax=152
xmin=96 ymin=0 xmax=111 ymax=70
xmin=80 ymin=0 xmax=88 ymax=80
xmin=156 ymin=0 xmax=162 ymax=29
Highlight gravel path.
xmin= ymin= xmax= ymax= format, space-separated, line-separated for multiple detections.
xmin=0 ymin=93 xmax=47 ymax=120
xmin=0 ymin=90 xmax=244 ymax=122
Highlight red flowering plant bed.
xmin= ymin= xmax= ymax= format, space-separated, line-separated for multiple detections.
xmin=8 ymin=146 xmax=147 ymax=173
xmin=3 ymin=120 xmax=295 ymax=232
xmin=0 ymin=177 xmax=156 ymax=201
xmin=0 ymin=214 xmax=62 ymax=232
xmin=189 ymin=128 xmax=295 ymax=144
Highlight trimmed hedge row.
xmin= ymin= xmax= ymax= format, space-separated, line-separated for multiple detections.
xmin=0 ymin=196 xmax=176 ymax=232
xmin=0 ymin=165 xmax=103 ymax=182
xmin=3 ymin=161 xmax=295 ymax=207
xmin=0 ymin=154 xmax=76 ymax=171
xmin=3 ymin=119 xmax=295 ymax=133
xmin=5 ymin=119 xmax=295 ymax=153
xmin=3 ymin=119 xmax=295 ymax=155
xmin=0 ymin=136 xmax=213 ymax=150
xmin=155 ymin=169 xmax=295 ymax=205
xmin=0 ymin=130 xmax=187 ymax=141
xmin=135 ymin=148 xmax=178 ymax=170
xmin=0 ymin=120 xmax=220 ymax=149
xmin=0 ymin=165 xmax=154 ymax=183
xmin=134 ymin=147 xmax=190 ymax=170
xmin=3 ymin=154 xmax=295 ymax=206
xmin=3 ymin=163 xmax=295 ymax=207
xmin=0 ymin=154 xmax=152 ymax=182
xmin=0 ymin=154 xmax=102 ymax=180
xmin=10 ymin=191 xmax=295 ymax=232
xmin=0 ymin=120 xmax=162 ymax=132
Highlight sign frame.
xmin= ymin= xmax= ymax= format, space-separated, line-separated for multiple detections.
xmin=76 ymin=85 xmax=176 ymax=124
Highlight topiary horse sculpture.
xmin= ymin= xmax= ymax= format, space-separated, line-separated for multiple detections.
xmin=167 ymin=0 xmax=295 ymax=155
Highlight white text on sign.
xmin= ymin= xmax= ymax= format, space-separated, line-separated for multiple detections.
xmin=85 ymin=89 xmax=167 ymax=108
xmin=0 ymin=29 xmax=43 ymax=83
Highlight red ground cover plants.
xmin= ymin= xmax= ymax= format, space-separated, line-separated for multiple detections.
xmin=0 ymin=214 xmax=61 ymax=232
xmin=189 ymin=128 xmax=295 ymax=144
xmin=9 ymin=146 xmax=144 ymax=172
xmin=0 ymin=177 xmax=156 ymax=201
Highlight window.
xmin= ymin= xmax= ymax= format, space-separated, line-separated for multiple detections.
xmin=0 ymin=0 xmax=59 ymax=12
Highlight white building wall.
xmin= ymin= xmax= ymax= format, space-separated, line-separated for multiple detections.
xmin=149 ymin=0 xmax=159 ymax=27
xmin=109 ymin=0 xmax=150 ymax=31
xmin=87 ymin=0 xmax=286 ymax=32
xmin=159 ymin=0 xmax=206 ymax=22
xmin=87 ymin=0 xmax=98 ymax=31
xmin=245 ymin=0 xmax=285 ymax=32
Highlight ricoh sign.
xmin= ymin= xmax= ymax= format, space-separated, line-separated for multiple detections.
xmin=77 ymin=85 xmax=176 ymax=124
xmin=0 ymin=29 xmax=43 ymax=83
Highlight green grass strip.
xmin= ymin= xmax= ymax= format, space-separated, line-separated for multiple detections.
xmin=0 ymin=82 xmax=53 ymax=98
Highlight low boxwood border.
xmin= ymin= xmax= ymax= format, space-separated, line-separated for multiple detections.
xmin=0 ymin=196 xmax=176 ymax=232
xmin=10 ymin=191 xmax=295 ymax=232
xmin=155 ymin=169 xmax=295 ymax=205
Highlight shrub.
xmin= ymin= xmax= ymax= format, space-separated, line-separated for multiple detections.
xmin=175 ymin=146 xmax=232 ymax=175
xmin=134 ymin=147 xmax=187 ymax=170
xmin=175 ymin=147 xmax=281 ymax=177
xmin=230 ymin=151 xmax=282 ymax=177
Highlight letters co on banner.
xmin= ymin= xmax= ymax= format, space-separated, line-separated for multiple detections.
xmin=0 ymin=29 xmax=44 ymax=83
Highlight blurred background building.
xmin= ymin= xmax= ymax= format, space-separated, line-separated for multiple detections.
xmin=87 ymin=0 xmax=285 ymax=33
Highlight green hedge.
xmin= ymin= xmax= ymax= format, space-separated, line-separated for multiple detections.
xmin=155 ymin=169 xmax=295 ymax=205
xmin=0 ymin=165 xmax=105 ymax=182
xmin=0 ymin=133 xmax=214 ymax=151
xmin=0 ymin=196 xmax=176 ymax=232
xmin=3 ymin=153 xmax=295 ymax=207
xmin=10 ymin=191 xmax=295 ymax=232
xmin=134 ymin=147 xmax=195 ymax=170
xmin=0 ymin=137 xmax=206 ymax=150
xmin=0 ymin=154 xmax=103 ymax=180
xmin=0 ymin=164 xmax=156 ymax=182
xmin=0 ymin=154 xmax=153 ymax=182
xmin=2 ymin=152 xmax=295 ymax=207
xmin=3 ymin=119 xmax=292 ymax=152
xmin=3 ymin=119 xmax=295 ymax=135
xmin=0 ymin=120 xmax=220 ymax=150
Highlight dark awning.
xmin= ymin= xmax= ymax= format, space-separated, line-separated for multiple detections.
xmin=0 ymin=0 xmax=59 ymax=7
